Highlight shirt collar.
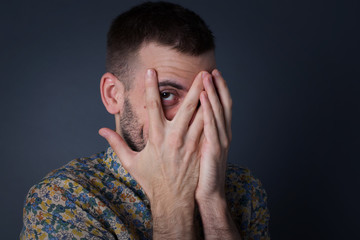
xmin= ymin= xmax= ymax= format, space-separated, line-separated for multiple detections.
xmin=101 ymin=146 xmax=150 ymax=205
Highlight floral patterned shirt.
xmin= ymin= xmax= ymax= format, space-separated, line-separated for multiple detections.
xmin=20 ymin=146 xmax=270 ymax=240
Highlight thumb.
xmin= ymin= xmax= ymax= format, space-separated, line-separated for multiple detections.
xmin=98 ymin=127 xmax=134 ymax=170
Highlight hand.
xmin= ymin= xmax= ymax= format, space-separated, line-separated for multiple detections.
xmin=196 ymin=69 xmax=232 ymax=202
xmin=195 ymin=70 xmax=240 ymax=239
xmin=99 ymin=69 xmax=207 ymax=238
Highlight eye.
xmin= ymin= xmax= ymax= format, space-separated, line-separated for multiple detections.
xmin=161 ymin=92 xmax=175 ymax=100
xmin=160 ymin=91 xmax=178 ymax=107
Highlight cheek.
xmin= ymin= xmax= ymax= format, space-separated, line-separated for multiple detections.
xmin=127 ymin=88 xmax=149 ymax=135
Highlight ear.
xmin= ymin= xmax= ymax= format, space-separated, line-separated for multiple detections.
xmin=100 ymin=72 xmax=125 ymax=114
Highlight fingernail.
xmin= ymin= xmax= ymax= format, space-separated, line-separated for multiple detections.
xmin=201 ymin=71 xmax=206 ymax=79
xmin=147 ymin=69 xmax=154 ymax=77
xmin=213 ymin=69 xmax=221 ymax=77
xmin=203 ymin=75 xmax=212 ymax=86
xmin=99 ymin=129 xmax=107 ymax=137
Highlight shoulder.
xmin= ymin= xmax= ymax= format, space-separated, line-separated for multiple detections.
xmin=25 ymin=151 xmax=106 ymax=202
xmin=21 ymin=151 xmax=113 ymax=239
xmin=44 ymin=150 xmax=106 ymax=180
xmin=24 ymin=150 xmax=107 ymax=210
xmin=225 ymin=163 xmax=270 ymax=238
xmin=225 ymin=163 xmax=268 ymax=208
xmin=225 ymin=163 xmax=267 ymax=196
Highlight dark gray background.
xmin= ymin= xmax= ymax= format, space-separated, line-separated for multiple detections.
xmin=1 ymin=0 xmax=359 ymax=239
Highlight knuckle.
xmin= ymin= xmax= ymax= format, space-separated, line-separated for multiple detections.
xmin=206 ymin=117 xmax=216 ymax=127
xmin=222 ymin=138 xmax=230 ymax=149
xmin=107 ymin=134 xmax=116 ymax=145
xmin=184 ymin=102 xmax=196 ymax=112
xmin=212 ymin=144 xmax=221 ymax=155
xmin=215 ymin=105 xmax=223 ymax=115
xmin=147 ymin=99 xmax=160 ymax=109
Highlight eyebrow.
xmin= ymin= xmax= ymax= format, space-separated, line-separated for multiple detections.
xmin=158 ymin=80 xmax=187 ymax=91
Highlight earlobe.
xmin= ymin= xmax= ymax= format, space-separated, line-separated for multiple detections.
xmin=100 ymin=72 xmax=125 ymax=114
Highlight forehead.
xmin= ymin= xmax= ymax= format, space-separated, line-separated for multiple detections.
xmin=133 ymin=42 xmax=216 ymax=90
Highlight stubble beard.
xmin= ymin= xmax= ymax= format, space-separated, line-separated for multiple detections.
xmin=120 ymin=98 xmax=146 ymax=152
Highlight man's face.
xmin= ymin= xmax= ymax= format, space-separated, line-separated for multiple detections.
xmin=120 ymin=42 xmax=216 ymax=151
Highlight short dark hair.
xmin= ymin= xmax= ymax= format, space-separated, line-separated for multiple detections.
xmin=106 ymin=1 xmax=215 ymax=89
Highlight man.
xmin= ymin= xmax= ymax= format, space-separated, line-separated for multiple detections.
xmin=21 ymin=2 xmax=270 ymax=239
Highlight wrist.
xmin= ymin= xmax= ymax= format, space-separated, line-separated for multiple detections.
xmin=196 ymin=194 xmax=228 ymax=218
xmin=151 ymin=198 xmax=195 ymax=218
xmin=196 ymin=190 xmax=226 ymax=207
xmin=196 ymin=196 xmax=241 ymax=239
xmin=197 ymin=195 xmax=233 ymax=230
xmin=151 ymin=197 xmax=196 ymax=239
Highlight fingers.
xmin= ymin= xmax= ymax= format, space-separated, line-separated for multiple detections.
xmin=200 ymin=91 xmax=219 ymax=145
xmin=211 ymin=69 xmax=232 ymax=141
xmin=203 ymin=73 xmax=228 ymax=145
xmin=173 ymin=71 xmax=205 ymax=133
xmin=187 ymin=105 xmax=204 ymax=145
xmin=145 ymin=69 xmax=165 ymax=134
xmin=98 ymin=128 xmax=134 ymax=169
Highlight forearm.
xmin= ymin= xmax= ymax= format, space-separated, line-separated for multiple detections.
xmin=197 ymin=196 xmax=241 ymax=240
xmin=151 ymin=199 xmax=197 ymax=240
